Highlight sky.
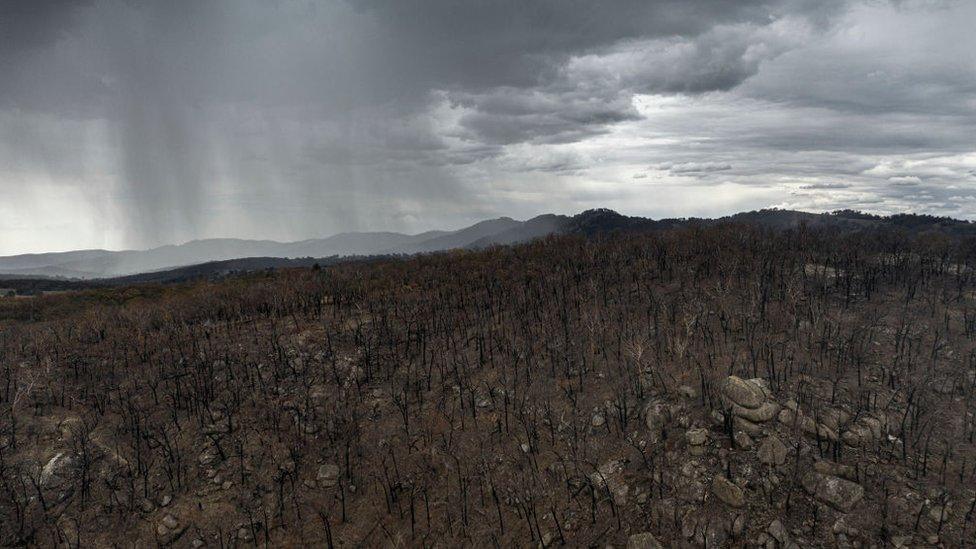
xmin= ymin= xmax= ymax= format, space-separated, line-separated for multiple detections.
xmin=1 ymin=0 xmax=975 ymax=254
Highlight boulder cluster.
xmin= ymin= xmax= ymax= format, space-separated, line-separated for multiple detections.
xmin=720 ymin=376 xmax=780 ymax=438
xmin=655 ymin=375 xmax=881 ymax=547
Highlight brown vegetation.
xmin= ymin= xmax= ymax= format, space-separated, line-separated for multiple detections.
xmin=1 ymin=224 xmax=976 ymax=547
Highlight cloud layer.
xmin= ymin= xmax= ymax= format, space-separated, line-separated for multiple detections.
xmin=1 ymin=0 xmax=974 ymax=253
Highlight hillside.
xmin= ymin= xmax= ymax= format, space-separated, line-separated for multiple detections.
xmin=0 ymin=218 xmax=534 ymax=279
xmin=1 ymin=222 xmax=975 ymax=547
xmin=5 ymin=208 xmax=976 ymax=282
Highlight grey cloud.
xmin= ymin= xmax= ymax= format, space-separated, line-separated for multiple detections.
xmin=501 ymin=150 xmax=589 ymax=175
xmin=452 ymin=88 xmax=641 ymax=146
xmin=567 ymin=21 xmax=806 ymax=95
xmin=0 ymin=0 xmax=92 ymax=54
xmin=654 ymin=162 xmax=734 ymax=175
xmin=0 ymin=0 xmax=792 ymax=118
xmin=447 ymin=9 xmax=829 ymax=147
xmin=354 ymin=0 xmax=778 ymax=91
xmin=2 ymin=0 xmax=976 ymax=253
xmin=799 ymin=183 xmax=852 ymax=190
xmin=740 ymin=2 xmax=976 ymax=119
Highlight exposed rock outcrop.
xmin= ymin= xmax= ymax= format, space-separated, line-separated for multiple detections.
xmin=721 ymin=377 xmax=780 ymax=437
xmin=711 ymin=474 xmax=745 ymax=508
xmin=841 ymin=414 xmax=888 ymax=447
xmin=801 ymin=472 xmax=864 ymax=512
xmin=758 ymin=435 xmax=789 ymax=466
xmin=590 ymin=459 xmax=629 ymax=505
xmin=778 ymin=407 xmax=838 ymax=442
xmin=722 ymin=376 xmax=769 ymax=409
xmin=40 ymin=451 xmax=77 ymax=489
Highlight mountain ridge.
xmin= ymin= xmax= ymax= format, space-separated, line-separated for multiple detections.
xmin=3 ymin=208 xmax=974 ymax=280
xmin=0 ymin=217 xmax=537 ymax=279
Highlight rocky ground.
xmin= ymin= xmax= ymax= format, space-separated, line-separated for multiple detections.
xmin=2 ymin=227 xmax=976 ymax=547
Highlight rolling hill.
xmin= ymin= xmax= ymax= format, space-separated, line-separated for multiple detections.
xmin=3 ymin=208 xmax=975 ymax=281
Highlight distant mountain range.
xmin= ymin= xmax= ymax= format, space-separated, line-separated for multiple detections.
xmin=0 ymin=215 xmax=562 ymax=279
xmin=2 ymin=208 xmax=974 ymax=281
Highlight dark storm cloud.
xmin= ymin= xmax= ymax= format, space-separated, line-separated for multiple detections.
xmin=0 ymin=0 xmax=91 ymax=53
xmin=450 ymin=88 xmax=641 ymax=146
xmin=424 ymin=0 xmax=877 ymax=154
xmin=354 ymin=0 xmax=776 ymax=89
xmin=0 ymin=0 xmax=819 ymax=249
xmin=1 ymin=0 xmax=975 ymax=253
xmin=0 ymin=0 xmax=791 ymax=119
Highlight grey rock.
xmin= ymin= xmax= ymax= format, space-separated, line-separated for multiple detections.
xmin=928 ymin=502 xmax=951 ymax=523
xmin=813 ymin=460 xmax=857 ymax=482
xmin=819 ymin=408 xmax=851 ymax=432
xmin=734 ymin=430 xmax=753 ymax=450
xmin=778 ymin=408 xmax=838 ymax=441
xmin=841 ymin=425 xmax=873 ymax=447
xmin=722 ymin=376 xmax=767 ymax=409
xmin=734 ymin=415 xmax=763 ymax=437
xmin=590 ymin=459 xmax=629 ymax=505
xmin=644 ymin=400 xmax=669 ymax=442
xmin=732 ymin=513 xmax=746 ymax=536
xmin=40 ymin=451 xmax=77 ymax=488
xmin=800 ymin=472 xmax=864 ymax=512
xmin=758 ymin=435 xmax=789 ymax=466
xmin=590 ymin=460 xmax=625 ymax=487
xmin=627 ymin=532 xmax=664 ymax=549
xmin=731 ymin=401 xmax=781 ymax=423
xmin=767 ymin=519 xmax=789 ymax=544
xmin=686 ymin=428 xmax=708 ymax=446
xmin=832 ymin=516 xmax=857 ymax=536
xmin=687 ymin=428 xmax=708 ymax=456
xmin=162 ymin=514 xmax=179 ymax=530
xmin=712 ymin=475 xmax=745 ymax=508
xmin=156 ymin=513 xmax=187 ymax=544
xmin=317 ymin=463 xmax=341 ymax=487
